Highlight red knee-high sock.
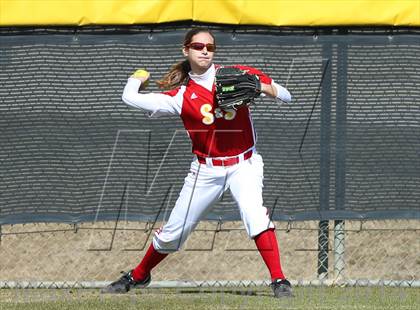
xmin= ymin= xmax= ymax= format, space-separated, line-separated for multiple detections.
xmin=131 ymin=243 xmax=168 ymax=281
xmin=254 ymin=228 xmax=285 ymax=281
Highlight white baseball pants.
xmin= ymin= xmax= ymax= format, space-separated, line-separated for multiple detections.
xmin=153 ymin=152 xmax=274 ymax=253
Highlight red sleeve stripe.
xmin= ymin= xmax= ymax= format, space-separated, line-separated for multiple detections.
xmin=162 ymin=87 xmax=181 ymax=97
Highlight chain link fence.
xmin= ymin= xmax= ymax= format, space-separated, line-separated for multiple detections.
xmin=1 ymin=27 xmax=419 ymax=225
xmin=1 ymin=220 xmax=418 ymax=288
xmin=1 ymin=25 xmax=419 ymax=292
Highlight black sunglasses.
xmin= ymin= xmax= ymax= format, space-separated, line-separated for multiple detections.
xmin=187 ymin=42 xmax=216 ymax=52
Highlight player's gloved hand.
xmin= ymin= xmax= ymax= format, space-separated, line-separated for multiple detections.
xmin=215 ymin=66 xmax=261 ymax=111
xmin=131 ymin=69 xmax=150 ymax=90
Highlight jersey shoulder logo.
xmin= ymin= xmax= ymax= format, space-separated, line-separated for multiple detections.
xmin=191 ymin=93 xmax=198 ymax=99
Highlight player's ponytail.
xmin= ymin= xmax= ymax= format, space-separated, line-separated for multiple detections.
xmin=157 ymin=28 xmax=215 ymax=90
xmin=156 ymin=60 xmax=191 ymax=90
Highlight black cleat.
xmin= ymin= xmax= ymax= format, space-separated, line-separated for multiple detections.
xmin=100 ymin=270 xmax=151 ymax=294
xmin=270 ymin=278 xmax=293 ymax=298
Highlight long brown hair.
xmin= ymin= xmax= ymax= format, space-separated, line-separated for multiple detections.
xmin=156 ymin=28 xmax=216 ymax=90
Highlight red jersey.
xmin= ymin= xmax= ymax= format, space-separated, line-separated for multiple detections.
xmin=163 ymin=65 xmax=272 ymax=158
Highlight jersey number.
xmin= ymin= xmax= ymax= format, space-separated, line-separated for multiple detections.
xmin=200 ymin=104 xmax=236 ymax=125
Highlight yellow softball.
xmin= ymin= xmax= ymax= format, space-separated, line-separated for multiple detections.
xmin=132 ymin=69 xmax=150 ymax=89
xmin=132 ymin=69 xmax=149 ymax=78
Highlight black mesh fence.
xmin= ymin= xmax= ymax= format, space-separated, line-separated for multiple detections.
xmin=0 ymin=26 xmax=419 ymax=224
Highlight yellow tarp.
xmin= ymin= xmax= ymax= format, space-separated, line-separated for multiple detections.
xmin=194 ymin=0 xmax=420 ymax=26
xmin=0 ymin=0 xmax=419 ymax=26
xmin=0 ymin=0 xmax=192 ymax=25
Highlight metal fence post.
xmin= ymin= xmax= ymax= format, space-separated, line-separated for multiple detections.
xmin=334 ymin=30 xmax=348 ymax=282
xmin=318 ymin=220 xmax=329 ymax=279
xmin=334 ymin=220 xmax=345 ymax=280
xmin=318 ymin=37 xmax=333 ymax=280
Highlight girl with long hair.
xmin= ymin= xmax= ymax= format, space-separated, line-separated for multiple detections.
xmin=101 ymin=28 xmax=293 ymax=298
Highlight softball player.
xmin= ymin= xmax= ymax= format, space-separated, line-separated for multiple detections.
xmin=101 ymin=28 xmax=293 ymax=298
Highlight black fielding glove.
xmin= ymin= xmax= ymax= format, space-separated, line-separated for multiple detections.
xmin=215 ymin=67 xmax=262 ymax=110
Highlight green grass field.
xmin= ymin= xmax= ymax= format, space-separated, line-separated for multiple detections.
xmin=0 ymin=287 xmax=418 ymax=310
